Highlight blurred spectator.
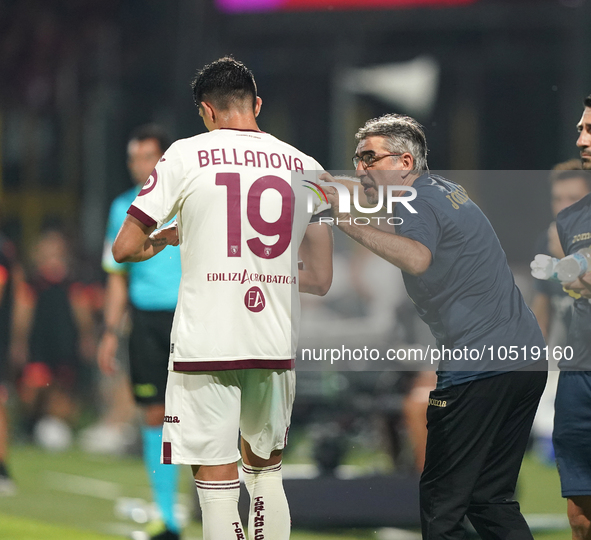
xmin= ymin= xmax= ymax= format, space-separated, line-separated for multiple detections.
xmin=0 ymin=230 xmax=21 ymax=494
xmin=530 ymin=161 xmax=591 ymax=462
xmin=10 ymin=229 xmax=97 ymax=450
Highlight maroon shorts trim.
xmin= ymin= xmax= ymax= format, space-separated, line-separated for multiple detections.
xmin=172 ymin=359 xmax=295 ymax=372
xmin=127 ymin=205 xmax=157 ymax=227
xmin=162 ymin=441 xmax=172 ymax=464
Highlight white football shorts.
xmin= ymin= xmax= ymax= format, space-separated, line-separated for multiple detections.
xmin=161 ymin=368 xmax=296 ymax=465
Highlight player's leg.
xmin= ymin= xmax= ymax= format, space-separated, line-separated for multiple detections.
xmin=466 ymin=370 xmax=546 ymax=540
xmin=130 ymin=309 xmax=181 ymax=539
xmin=554 ymin=372 xmax=591 ymax=540
xmin=568 ymin=497 xmax=591 ymax=540
xmin=163 ymin=370 xmax=245 ymax=540
xmin=239 ymin=369 xmax=295 ymax=540
xmin=241 ymin=440 xmax=288 ymax=540
xmin=192 ymin=462 xmax=245 ymax=540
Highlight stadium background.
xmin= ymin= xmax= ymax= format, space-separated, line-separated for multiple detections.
xmin=0 ymin=0 xmax=589 ymax=538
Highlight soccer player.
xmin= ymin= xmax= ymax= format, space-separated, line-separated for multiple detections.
xmin=97 ymin=124 xmax=183 ymax=540
xmin=323 ymin=114 xmax=546 ymax=540
xmin=552 ymin=94 xmax=591 ymax=540
xmin=112 ymin=57 xmax=333 ymax=540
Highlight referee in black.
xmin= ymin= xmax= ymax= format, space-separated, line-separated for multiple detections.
xmin=323 ymin=114 xmax=546 ymax=540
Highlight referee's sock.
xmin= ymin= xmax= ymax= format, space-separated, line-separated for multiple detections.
xmin=243 ymin=462 xmax=290 ymax=540
xmin=195 ymin=479 xmax=245 ymax=540
xmin=142 ymin=426 xmax=180 ymax=533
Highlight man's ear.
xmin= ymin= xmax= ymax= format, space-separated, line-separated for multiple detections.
xmin=200 ymin=101 xmax=215 ymax=123
xmin=254 ymin=96 xmax=262 ymax=118
xmin=399 ymin=152 xmax=415 ymax=171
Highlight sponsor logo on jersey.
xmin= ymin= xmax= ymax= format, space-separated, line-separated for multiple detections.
xmin=207 ymin=270 xmax=296 ymax=285
xmin=164 ymin=415 xmax=180 ymax=423
xmin=245 ymin=286 xmax=266 ymax=313
xmin=139 ymin=169 xmax=158 ymax=196
xmin=572 ymin=232 xmax=591 ymax=244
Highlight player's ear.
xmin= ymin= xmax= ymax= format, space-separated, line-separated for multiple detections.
xmin=200 ymin=101 xmax=216 ymax=123
xmin=254 ymin=96 xmax=262 ymax=118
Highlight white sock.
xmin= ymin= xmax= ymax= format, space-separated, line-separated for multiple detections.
xmin=242 ymin=462 xmax=290 ymax=540
xmin=195 ymin=479 xmax=245 ymax=540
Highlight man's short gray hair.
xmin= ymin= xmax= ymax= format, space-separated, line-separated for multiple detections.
xmin=355 ymin=114 xmax=428 ymax=173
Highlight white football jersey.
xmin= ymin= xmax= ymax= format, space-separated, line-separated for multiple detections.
xmin=129 ymin=128 xmax=329 ymax=371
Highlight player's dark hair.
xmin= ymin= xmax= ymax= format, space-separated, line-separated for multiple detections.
xmin=549 ymin=159 xmax=591 ymax=191
xmin=355 ymin=114 xmax=429 ymax=172
xmin=191 ymin=56 xmax=257 ymax=112
xmin=128 ymin=124 xmax=171 ymax=153
xmin=584 ymin=94 xmax=591 ymax=108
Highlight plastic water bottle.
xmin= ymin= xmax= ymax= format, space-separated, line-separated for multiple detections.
xmin=555 ymin=248 xmax=591 ymax=282
xmin=530 ymin=254 xmax=560 ymax=281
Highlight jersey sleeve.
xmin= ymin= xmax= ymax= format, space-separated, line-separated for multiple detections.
xmin=396 ymin=198 xmax=441 ymax=258
xmin=102 ymin=197 xmax=131 ymax=274
xmin=128 ymin=143 xmax=186 ymax=228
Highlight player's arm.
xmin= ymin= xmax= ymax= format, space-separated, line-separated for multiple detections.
xmin=530 ymin=292 xmax=551 ymax=339
xmin=343 ymin=223 xmax=431 ymax=276
xmin=323 ymin=180 xmax=431 ymax=275
xmin=112 ymin=216 xmax=178 ymax=263
xmin=298 ymin=222 xmax=333 ymax=296
xmin=96 ymin=272 xmax=129 ymax=375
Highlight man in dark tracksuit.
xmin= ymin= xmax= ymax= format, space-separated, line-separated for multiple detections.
xmin=324 ymin=113 xmax=546 ymax=540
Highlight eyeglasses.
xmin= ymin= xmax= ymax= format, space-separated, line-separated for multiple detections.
xmin=352 ymin=152 xmax=403 ymax=169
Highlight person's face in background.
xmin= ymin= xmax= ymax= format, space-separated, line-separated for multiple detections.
xmin=576 ymin=106 xmax=591 ymax=170
xmin=551 ymin=177 xmax=591 ymax=217
xmin=127 ymin=138 xmax=163 ymax=186
xmin=32 ymin=231 xmax=69 ymax=283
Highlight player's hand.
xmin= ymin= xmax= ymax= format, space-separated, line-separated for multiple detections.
xmin=150 ymin=221 xmax=179 ymax=247
xmin=563 ymin=271 xmax=591 ymax=299
xmin=97 ymin=332 xmax=119 ymax=376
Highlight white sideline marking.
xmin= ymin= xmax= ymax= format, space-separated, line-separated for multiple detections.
xmin=45 ymin=471 xmax=121 ymax=500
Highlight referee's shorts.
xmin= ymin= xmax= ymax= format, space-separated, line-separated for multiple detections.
xmin=129 ymin=308 xmax=174 ymax=405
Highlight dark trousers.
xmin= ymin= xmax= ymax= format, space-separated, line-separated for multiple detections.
xmin=420 ymin=370 xmax=547 ymax=540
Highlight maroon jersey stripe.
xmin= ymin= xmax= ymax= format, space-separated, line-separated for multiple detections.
xmin=127 ymin=205 xmax=157 ymax=227
xmin=173 ymin=359 xmax=294 ymax=372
